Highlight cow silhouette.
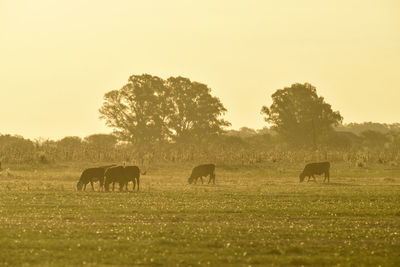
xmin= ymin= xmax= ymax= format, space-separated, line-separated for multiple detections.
xmin=188 ymin=164 xmax=216 ymax=184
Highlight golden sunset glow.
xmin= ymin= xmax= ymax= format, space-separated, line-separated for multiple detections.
xmin=1 ymin=0 xmax=399 ymax=139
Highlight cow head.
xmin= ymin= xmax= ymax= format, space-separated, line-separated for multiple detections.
xmin=104 ymin=180 xmax=110 ymax=192
xmin=299 ymin=172 xmax=305 ymax=182
xmin=76 ymin=181 xmax=84 ymax=191
xmin=188 ymin=177 xmax=194 ymax=184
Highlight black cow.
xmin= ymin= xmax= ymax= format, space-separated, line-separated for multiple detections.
xmin=188 ymin=164 xmax=216 ymax=184
xmin=104 ymin=165 xmax=145 ymax=192
xmin=104 ymin=166 xmax=124 ymax=192
xmin=76 ymin=165 xmax=115 ymax=191
xmin=299 ymin=162 xmax=330 ymax=183
xmin=121 ymin=166 xmax=145 ymax=191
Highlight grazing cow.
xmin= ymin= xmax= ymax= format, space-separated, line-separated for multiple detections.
xmin=104 ymin=166 xmax=125 ymax=192
xmin=122 ymin=166 xmax=146 ymax=191
xmin=76 ymin=165 xmax=115 ymax=191
xmin=188 ymin=164 xmax=216 ymax=184
xmin=104 ymin=165 xmax=145 ymax=192
xmin=299 ymin=162 xmax=330 ymax=183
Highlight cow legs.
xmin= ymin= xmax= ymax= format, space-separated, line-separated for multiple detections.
xmin=117 ymin=182 xmax=126 ymax=192
xmin=136 ymin=177 xmax=140 ymax=191
xmin=99 ymin=178 xmax=104 ymax=192
xmin=324 ymin=171 xmax=330 ymax=183
xmin=119 ymin=182 xmax=124 ymax=192
xmin=208 ymin=173 xmax=215 ymax=184
xmin=83 ymin=183 xmax=87 ymax=191
xmin=90 ymin=181 xmax=95 ymax=191
xmin=200 ymin=176 xmax=204 ymax=184
xmin=307 ymin=176 xmax=317 ymax=182
xmin=208 ymin=174 xmax=215 ymax=184
xmin=132 ymin=179 xmax=136 ymax=191
xmin=311 ymin=175 xmax=317 ymax=182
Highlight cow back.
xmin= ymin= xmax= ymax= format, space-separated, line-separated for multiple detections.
xmin=191 ymin=164 xmax=215 ymax=178
xmin=303 ymin=162 xmax=330 ymax=175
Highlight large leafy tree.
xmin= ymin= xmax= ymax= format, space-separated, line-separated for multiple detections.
xmin=99 ymin=74 xmax=172 ymax=146
xmin=166 ymin=76 xmax=230 ymax=142
xmin=261 ymin=83 xmax=342 ymax=147
xmin=99 ymin=74 xmax=229 ymax=148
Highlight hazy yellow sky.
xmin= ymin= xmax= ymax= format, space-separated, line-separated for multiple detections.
xmin=1 ymin=0 xmax=399 ymax=140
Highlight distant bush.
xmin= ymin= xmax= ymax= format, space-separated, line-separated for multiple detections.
xmin=1 ymin=126 xmax=400 ymax=167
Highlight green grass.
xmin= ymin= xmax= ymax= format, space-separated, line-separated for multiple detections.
xmin=0 ymin=164 xmax=399 ymax=266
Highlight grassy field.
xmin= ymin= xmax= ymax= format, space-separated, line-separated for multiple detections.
xmin=0 ymin=163 xmax=399 ymax=266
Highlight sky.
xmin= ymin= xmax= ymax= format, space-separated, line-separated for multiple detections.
xmin=1 ymin=0 xmax=399 ymax=140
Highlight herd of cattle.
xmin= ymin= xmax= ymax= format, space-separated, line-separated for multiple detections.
xmin=76 ymin=164 xmax=145 ymax=192
xmin=76 ymin=161 xmax=330 ymax=192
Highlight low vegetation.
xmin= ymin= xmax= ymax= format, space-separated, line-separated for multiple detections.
xmin=0 ymin=163 xmax=399 ymax=266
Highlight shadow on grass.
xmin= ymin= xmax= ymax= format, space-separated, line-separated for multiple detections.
xmin=265 ymin=248 xmax=283 ymax=255
xmin=299 ymin=181 xmax=361 ymax=186
xmin=322 ymin=182 xmax=361 ymax=186
xmin=285 ymin=246 xmax=304 ymax=255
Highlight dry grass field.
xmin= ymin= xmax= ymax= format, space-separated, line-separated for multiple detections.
xmin=0 ymin=163 xmax=399 ymax=266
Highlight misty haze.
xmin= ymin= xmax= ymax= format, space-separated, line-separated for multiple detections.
xmin=1 ymin=1 xmax=399 ymax=266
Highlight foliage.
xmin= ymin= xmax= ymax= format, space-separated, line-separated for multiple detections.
xmin=336 ymin=122 xmax=400 ymax=135
xmin=0 ymin=135 xmax=35 ymax=163
xmin=360 ymin=130 xmax=389 ymax=148
xmin=322 ymin=131 xmax=361 ymax=149
xmin=99 ymin=74 xmax=170 ymax=146
xmin=99 ymin=74 xmax=230 ymax=148
xmin=261 ymin=83 xmax=343 ymax=147
xmin=166 ymin=76 xmax=230 ymax=143
xmin=84 ymin=134 xmax=117 ymax=148
xmin=226 ymin=127 xmax=258 ymax=138
xmin=84 ymin=134 xmax=118 ymax=161
xmin=57 ymin=136 xmax=83 ymax=161
xmin=3 ymin=122 xmax=400 ymax=166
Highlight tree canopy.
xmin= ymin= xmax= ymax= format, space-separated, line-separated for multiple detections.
xmin=99 ymin=74 xmax=229 ymax=147
xmin=261 ymin=83 xmax=342 ymax=147
xmin=99 ymin=74 xmax=170 ymax=146
xmin=166 ymin=76 xmax=230 ymax=142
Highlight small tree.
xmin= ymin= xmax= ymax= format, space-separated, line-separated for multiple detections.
xmin=85 ymin=134 xmax=117 ymax=148
xmin=57 ymin=136 xmax=82 ymax=161
xmin=84 ymin=134 xmax=117 ymax=161
xmin=261 ymin=83 xmax=342 ymax=147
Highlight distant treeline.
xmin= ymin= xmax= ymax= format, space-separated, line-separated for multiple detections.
xmin=1 ymin=122 xmax=400 ymax=167
xmin=2 ymin=78 xmax=400 ymax=167
xmin=335 ymin=122 xmax=400 ymax=135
